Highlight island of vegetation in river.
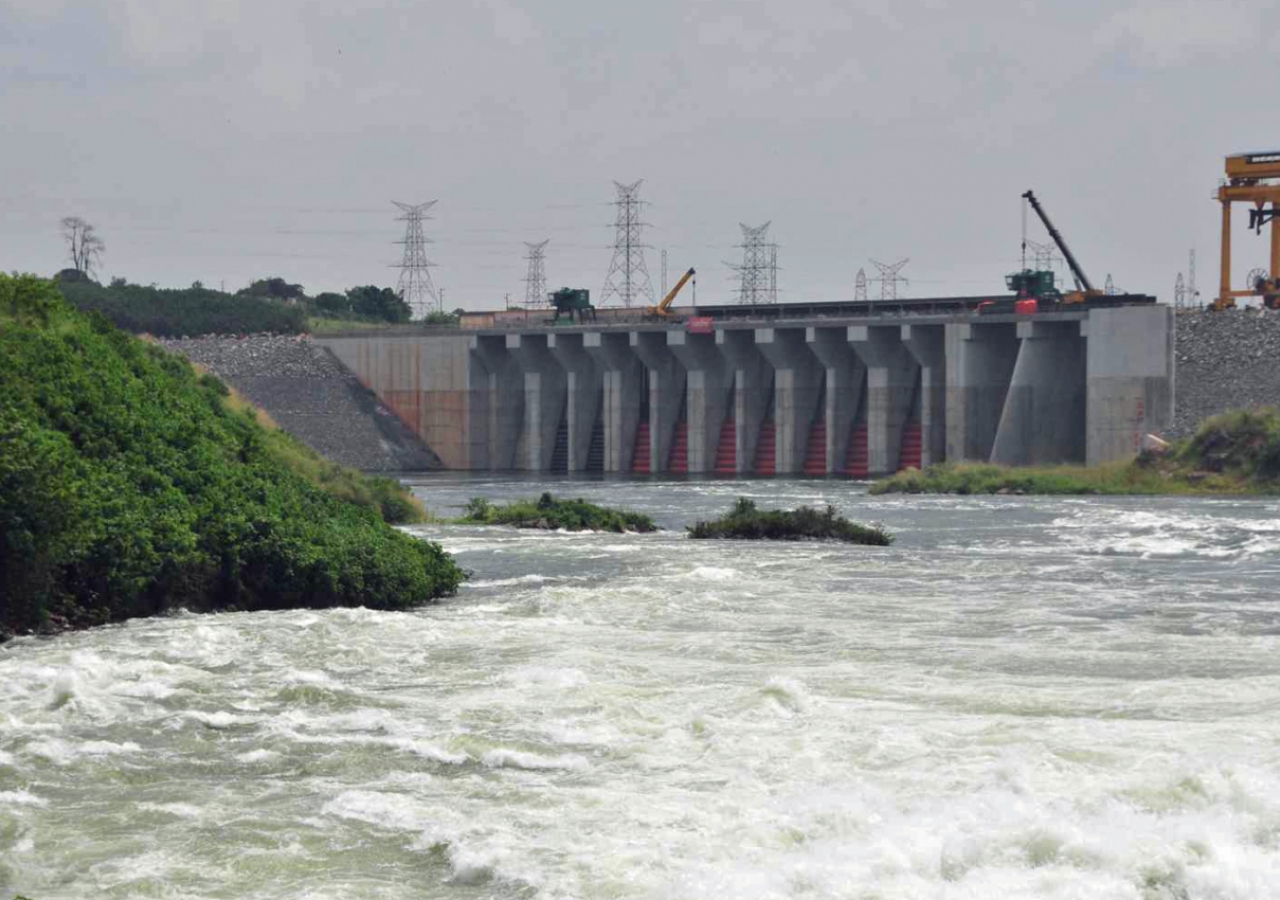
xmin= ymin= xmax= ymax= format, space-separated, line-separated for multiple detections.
xmin=688 ymin=499 xmax=893 ymax=545
xmin=460 ymin=493 xmax=657 ymax=533
xmin=871 ymin=409 xmax=1280 ymax=496
xmin=0 ymin=274 xmax=465 ymax=641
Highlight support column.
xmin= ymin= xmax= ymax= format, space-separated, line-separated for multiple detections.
xmin=849 ymin=325 xmax=918 ymax=475
xmin=506 ymin=333 xmax=566 ymax=471
xmin=991 ymin=321 xmax=1086 ymax=466
xmin=718 ymin=329 xmax=770 ymax=474
xmin=944 ymin=322 xmax=1019 ymax=463
xmin=631 ymin=331 xmax=685 ymax=473
xmin=548 ymin=333 xmax=602 ymax=473
xmin=1085 ymin=306 xmax=1175 ymax=465
xmin=902 ymin=324 xmax=946 ymax=467
xmin=585 ymin=332 xmax=643 ymax=473
xmin=807 ymin=327 xmax=865 ymax=474
xmin=668 ymin=330 xmax=730 ymax=473
xmin=755 ymin=327 xmax=822 ymax=474
xmin=469 ymin=335 xmax=522 ymax=470
xmin=1220 ymin=199 xmax=1232 ymax=307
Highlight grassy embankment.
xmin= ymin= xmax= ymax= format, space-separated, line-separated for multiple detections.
xmin=688 ymin=498 xmax=893 ymax=545
xmin=0 ymin=274 xmax=465 ymax=640
xmin=871 ymin=410 xmax=1280 ymax=496
xmin=459 ymin=493 xmax=657 ymax=533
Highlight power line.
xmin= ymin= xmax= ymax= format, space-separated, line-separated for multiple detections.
xmin=600 ymin=179 xmax=654 ymax=307
xmin=870 ymin=258 xmax=909 ymax=301
xmin=728 ymin=221 xmax=774 ymax=305
xmin=391 ymin=200 xmax=439 ymax=319
xmin=523 ymin=239 xmax=549 ymax=308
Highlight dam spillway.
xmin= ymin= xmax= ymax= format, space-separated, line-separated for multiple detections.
xmin=314 ymin=302 xmax=1174 ymax=475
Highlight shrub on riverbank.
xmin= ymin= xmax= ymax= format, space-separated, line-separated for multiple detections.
xmin=0 ymin=274 xmax=464 ymax=640
xmin=871 ymin=409 xmax=1280 ymax=496
xmin=688 ymin=499 xmax=893 ymax=545
xmin=58 ymin=278 xmax=306 ymax=336
xmin=461 ymin=493 xmax=657 ymax=533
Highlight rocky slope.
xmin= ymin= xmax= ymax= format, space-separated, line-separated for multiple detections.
xmin=1172 ymin=309 xmax=1280 ymax=437
xmin=160 ymin=335 xmax=441 ymax=471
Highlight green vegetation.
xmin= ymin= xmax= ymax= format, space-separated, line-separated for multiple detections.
xmin=460 ymin=493 xmax=657 ymax=533
xmin=688 ymin=498 xmax=893 ymax=545
xmin=0 ymin=274 xmax=464 ymax=640
xmin=871 ymin=409 xmax=1280 ymax=496
xmin=58 ymin=277 xmax=307 ymax=336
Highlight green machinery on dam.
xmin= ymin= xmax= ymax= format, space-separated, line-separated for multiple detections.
xmin=314 ymin=298 xmax=1174 ymax=476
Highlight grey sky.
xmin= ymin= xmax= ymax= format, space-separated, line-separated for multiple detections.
xmin=3 ymin=0 xmax=1278 ymax=310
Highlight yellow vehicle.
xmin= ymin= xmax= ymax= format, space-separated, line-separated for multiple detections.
xmin=646 ymin=267 xmax=696 ymax=318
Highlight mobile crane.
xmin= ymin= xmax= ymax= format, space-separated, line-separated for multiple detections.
xmin=646 ymin=267 xmax=696 ymax=318
xmin=1007 ymin=190 xmax=1103 ymax=306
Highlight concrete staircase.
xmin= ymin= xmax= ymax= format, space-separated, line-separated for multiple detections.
xmin=754 ymin=419 xmax=776 ymax=475
xmin=803 ymin=418 xmax=827 ymax=475
xmin=713 ymin=419 xmax=736 ymax=474
xmin=550 ymin=410 xmax=569 ymax=474
xmin=844 ymin=421 xmax=869 ymax=478
xmin=585 ymin=416 xmax=605 ymax=474
xmin=631 ymin=421 xmax=651 ymax=473
xmin=898 ymin=420 xmax=922 ymax=471
xmin=668 ymin=421 xmax=688 ymax=473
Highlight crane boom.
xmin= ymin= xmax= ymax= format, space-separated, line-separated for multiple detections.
xmin=1022 ymin=190 xmax=1094 ymax=293
xmin=651 ymin=267 xmax=696 ymax=316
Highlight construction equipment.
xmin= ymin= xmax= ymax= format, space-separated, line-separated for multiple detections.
xmin=646 ymin=267 xmax=696 ymax=318
xmin=1018 ymin=190 xmax=1102 ymax=305
xmin=1215 ymin=151 xmax=1280 ymax=310
xmin=993 ymin=190 xmax=1153 ymax=314
xmin=549 ymin=288 xmax=595 ymax=324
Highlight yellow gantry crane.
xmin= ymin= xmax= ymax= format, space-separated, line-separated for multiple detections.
xmin=647 ymin=267 xmax=696 ymax=318
xmin=1216 ymin=151 xmax=1280 ymax=310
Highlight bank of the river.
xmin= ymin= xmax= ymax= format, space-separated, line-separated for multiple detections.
xmin=873 ymin=409 xmax=1280 ymax=496
xmin=0 ymin=274 xmax=463 ymax=641
xmin=4 ymin=477 xmax=1279 ymax=899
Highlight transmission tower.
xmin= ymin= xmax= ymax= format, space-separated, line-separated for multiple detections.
xmin=600 ymin=179 xmax=654 ymax=307
xmin=727 ymin=222 xmax=773 ymax=305
xmin=1025 ymin=240 xmax=1058 ymax=272
xmin=854 ymin=267 xmax=868 ymax=301
xmin=1188 ymin=249 xmax=1199 ymax=308
xmin=392 ymin=201 xmax=440 ymax=319
xmin=1105 ymin=274 xmax=1116 ymax=295
xmin=661 ymin=248 xmax=668 ymax=298
xmin=1175 ymin=272 xmax=1187 ymax=309
xmin=523 ymin=239 xmax=549 ymax=308
xmin=870 ymin=258 xmax=909 ymax=301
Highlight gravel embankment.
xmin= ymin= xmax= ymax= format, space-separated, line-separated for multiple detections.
xmin=160 ymin=334 xmax=441 ymax=472
xmin=1172 ymin=308 xmax=1280 ymax=437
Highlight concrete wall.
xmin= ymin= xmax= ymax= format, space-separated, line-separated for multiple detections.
xmin=316 ymin=304 xmax=1173 ymax=473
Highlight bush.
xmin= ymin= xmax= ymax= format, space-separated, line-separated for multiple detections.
xmin=461 ymin=492 xmax=656 ymax=533
xmin=58 ymin=279 xmax=305 ymax=336
xmin=688 ymin=498 xmax=892 ymax=545
xmin=0 ymin=274 xmax=463 ymax=639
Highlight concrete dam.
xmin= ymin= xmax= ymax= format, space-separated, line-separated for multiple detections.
xmin=314 ymin=301 xmax=1174 ymax=476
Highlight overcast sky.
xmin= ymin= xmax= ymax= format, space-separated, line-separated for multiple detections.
xmin=3 ymin=0 xmax=1278 ymax=310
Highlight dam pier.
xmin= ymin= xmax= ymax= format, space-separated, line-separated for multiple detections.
xmin=315 ymin=299 xmax=1174 ymax=476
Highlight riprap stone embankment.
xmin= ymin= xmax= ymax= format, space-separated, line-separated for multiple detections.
xmin=160 ymin=334 xmax=441 ymax=471
xmin=1173 ymin=309 xmax=1280 ymax=437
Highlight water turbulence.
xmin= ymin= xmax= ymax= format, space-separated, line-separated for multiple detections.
xmin=3 ymin=478 xmax=1280 ymax=899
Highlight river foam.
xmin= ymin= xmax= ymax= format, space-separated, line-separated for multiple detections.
xmin=3 ymin=481 xmax=1280 ymax=898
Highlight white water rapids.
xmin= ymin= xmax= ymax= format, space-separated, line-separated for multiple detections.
xmin=4 ymin=478 xmax=1280 ymax=899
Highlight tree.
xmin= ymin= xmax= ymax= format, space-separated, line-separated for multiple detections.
xmin=313 ymin=292 xmax=351 ymax=317
xmin=239 ymin=277 xmax=305 ymax=302
xmin=60 ymin=217 xmax=105 ymax=279
xmin=346 ymin=286 xmax=411 ymax=323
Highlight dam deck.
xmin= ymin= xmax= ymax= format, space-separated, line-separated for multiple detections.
xmin=315 ymin=301 xmax=1173 ymax=476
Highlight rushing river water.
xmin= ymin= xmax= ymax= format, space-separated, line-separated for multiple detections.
xmin=4 ymin=478 xmax=1280 ymax=899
